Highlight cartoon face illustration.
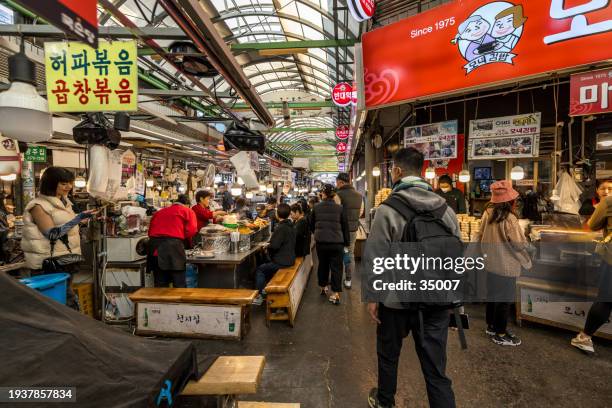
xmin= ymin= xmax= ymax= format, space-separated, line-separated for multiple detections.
xmin=459 ymin=16 xmax=491 ymax=41
xmin=493 ymin=14 xmax=515 ymax=37
xmin=452 ymin=2 xmax=527 ymax=73
xmin=492 ymin=5 xmax=527 ymax=38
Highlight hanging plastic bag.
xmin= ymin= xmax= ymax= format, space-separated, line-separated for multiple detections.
xmin=106 ymin=149 xmax=123 ymax=200
xmin=87 ymin=145 xmax=110 ymax=199
xmin=553 ymin=172 xmax=582 ymax=214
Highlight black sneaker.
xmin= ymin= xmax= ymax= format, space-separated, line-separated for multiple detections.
xmin=485 ymin=326 xmax=495 ymax=336
xmin=368 ymin=388 xmax=394 ymax=408
xmin=491 ymin=333 xmax=521 ymax=346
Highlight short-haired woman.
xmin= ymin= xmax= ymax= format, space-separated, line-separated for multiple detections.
xmin=311 ymin=184 xmax=350 ymax=305
xmin=192 ymin=189 xmax=225 ymax=231
xmin=22 ymin=167 xmax=96 ymax=309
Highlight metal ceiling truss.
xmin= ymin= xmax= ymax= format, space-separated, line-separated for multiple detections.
xmin=248 ymin=69 xmax=334 ymax=88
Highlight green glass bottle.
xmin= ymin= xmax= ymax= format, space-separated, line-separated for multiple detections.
xmin=144 ymin=307 xmax=149 ymax=327
xmin=527 ymin=295 xmax=533 ymax=313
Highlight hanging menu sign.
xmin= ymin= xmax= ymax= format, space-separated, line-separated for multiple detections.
xmin=44 ymin=40 xmax=138 ymax=112
xmin=404 ymin=120 xmax=458 ymax=160
xmin=468 ymin=112 xmax=541 ymax=160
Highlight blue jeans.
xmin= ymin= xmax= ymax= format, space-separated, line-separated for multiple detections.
xmin=255 ymin=262 xmax=281 ymax=292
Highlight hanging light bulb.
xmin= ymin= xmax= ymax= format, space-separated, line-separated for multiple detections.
xmin=266 ymin=184 xmax=274 ymax=194
xmin=425 ymin=167 xmax=436 ymax=180
xmin=245 ymin=191 xmax=254 ymax=199
xmin=178 ymin=185 xmax=187 ymax=193
xmin=74 ymin=176 xmax=87 ymax=188
xmin=213 ymin=183 xmax=219 ymax=190
xmin=311 ymin=187 xmax=318 ymax=193
xmin=156 ymin=185 xmax=162 ymax=191
xmin=146 ymin=179 xmax=154 ymax=188
xmin=259 ymin=184 xmax=267 ymax=192
xmin=230 ymin=183 xmax=242 ymax=196
xmin=0 ymin=173 xmax=17 ymax=181
xmin=510 ymin=166 xmax=525 ymax=181
xmin=237 ymin=177 xmax=245 ymax=186
xmin=458 ymin=170 xmax=471 ymax=183
xmin=372 ymin=166 xmax=381 ymax=177
xmin=0 ymin=40 xmax=52 ymax=142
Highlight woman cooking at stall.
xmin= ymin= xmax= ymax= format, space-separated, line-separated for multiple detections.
xmin=192 ymin=190 xmax=226 ymax=231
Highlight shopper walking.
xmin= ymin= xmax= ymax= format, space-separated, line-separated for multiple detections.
xmin=22 ymin=167 xmax=95 ymax=310
xmin=477 ymin=180 xmax=531 ymax=346
xmin=335 ymin=172 xmax=364 ymax=289
xmin=311 ymin=184 xmax=349 ymax=305
xmin=571 ymin=192 xmax=612 ymax=353
xmin=147 ymin=194 xmax=198 ymax=288
xmin=365 ymin=148 xmax=459 ymax=408
xmin=435 ymin=174 xmax=467 ymax=214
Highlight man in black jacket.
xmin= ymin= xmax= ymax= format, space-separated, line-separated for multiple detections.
xmin=253 ymin=203 xmax=295 ymax=305
xmin=336 ymin=172 xmax=364 ymax=289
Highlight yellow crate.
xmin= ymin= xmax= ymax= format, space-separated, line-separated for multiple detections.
xmin=72 ymin=283 xmax=94 ymax=318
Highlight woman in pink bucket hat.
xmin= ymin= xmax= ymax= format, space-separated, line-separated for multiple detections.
xmin=474 ymin=180 xmax=531 ymax=346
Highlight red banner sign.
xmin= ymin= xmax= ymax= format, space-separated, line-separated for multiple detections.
xmin=570 ymin=68 xmax=612 ymax=116
xmin=336 ymin=142 xmax=348 ymax=153
xmin=363 ymin=0 xmax=612 ymax=109
xmin=17 ymin=0 xmax=98 ymax=47
xmin=332 ymin=82 xmax=353 ymax=107
xmin=336 ymin=125 xmax=350 ymax=139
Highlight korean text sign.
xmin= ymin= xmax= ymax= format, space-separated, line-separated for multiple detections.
xmin=570 ymin=68 xmax=612 ymax=116
xmin=468 ymin=112 xmax=541 ymax=159
xmin=44 ymin=40 xmax=138 ymax=112
xmin=362 ymin=0 xmax=612 ymax=108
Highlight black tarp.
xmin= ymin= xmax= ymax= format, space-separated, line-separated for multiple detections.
xmin=0 ymin=272 xmax=198 ymax=407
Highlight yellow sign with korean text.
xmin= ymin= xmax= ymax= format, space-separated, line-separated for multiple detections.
xmin=44 ymin=40 xmax=138 ymax=112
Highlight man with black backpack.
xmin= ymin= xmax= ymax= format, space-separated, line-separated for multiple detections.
xmin=365 ymin=147 xmax=461 ymax=408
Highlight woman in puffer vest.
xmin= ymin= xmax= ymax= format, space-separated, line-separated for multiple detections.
xmin=22 ymin=167 xmax=96 ymax=309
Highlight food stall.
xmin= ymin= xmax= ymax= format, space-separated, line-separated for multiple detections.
xmin=187 ymin=216 xmax=271 ymax=289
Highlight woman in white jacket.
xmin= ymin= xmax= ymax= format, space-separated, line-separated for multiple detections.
xmin=22 ymin=167 xmax=95 ymax=309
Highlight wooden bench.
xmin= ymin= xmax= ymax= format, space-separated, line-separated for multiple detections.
xmin=264 ymin=254 xmax=312 ymax=327
xmin=130 ymin=288 xmax=257 ymax=340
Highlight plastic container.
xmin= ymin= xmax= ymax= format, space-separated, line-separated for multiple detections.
xmin=20 ymin=273 xmax=70 ymax=305
xmin=185 ymin=264 xmax=198 ymax=288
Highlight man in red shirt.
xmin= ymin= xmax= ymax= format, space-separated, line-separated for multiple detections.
xmin=192 ymin=190 xmax=226 ymax=231
xmin=147 ymin=194 xmax=198 ymax=287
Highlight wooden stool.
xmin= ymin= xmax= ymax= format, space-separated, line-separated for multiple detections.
xmin=182 ymin=356 xmax=266 ymax=408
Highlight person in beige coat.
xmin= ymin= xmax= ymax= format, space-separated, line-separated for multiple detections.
xmin=477 ymin=180 xmax=531 ymax=346
xmin=22 ymin=167 xmax=96 ymax=309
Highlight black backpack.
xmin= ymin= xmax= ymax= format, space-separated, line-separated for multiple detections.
xmin=382 ymin=192 xmax=468 ymax=349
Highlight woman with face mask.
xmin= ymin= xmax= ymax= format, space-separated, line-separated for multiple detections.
xmin=434 ymin=174 xmax=467 ymax=214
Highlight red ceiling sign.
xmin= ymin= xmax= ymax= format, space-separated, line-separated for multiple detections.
xmin=16 ymin=0 xmax=98 ymax=47
xmin=362 ymin=0 xmax=612 ymax=109
xmin=570 ymin=68 xmax=612 ymax=116
xmin=336 ymin=125 xmax=350 ymax=139
xmin=336 ymin=142 xmax=348 ymax=153
xmin=332 ymin=82 xmax=353 ymax=107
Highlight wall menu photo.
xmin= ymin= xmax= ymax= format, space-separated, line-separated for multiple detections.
xmin=468 ymin=112 xmax=541 ymax=159
xmin=404 ymin=120 xmax=458 ymax=160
